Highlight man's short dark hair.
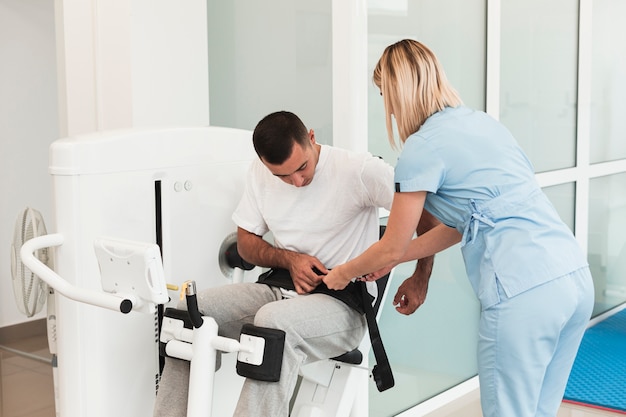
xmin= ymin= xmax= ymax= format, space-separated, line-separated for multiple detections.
xmin=252 ymin=111 xmax=309 ymax=165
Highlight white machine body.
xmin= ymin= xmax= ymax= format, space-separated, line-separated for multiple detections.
xmin=47 ymin=126 xmax=258 ymax=417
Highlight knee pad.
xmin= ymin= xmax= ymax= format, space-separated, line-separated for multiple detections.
xmin=159 ymin=307 xmax=192 ymax=357
xmin=236 ymin=324 xmax=286 ymax=382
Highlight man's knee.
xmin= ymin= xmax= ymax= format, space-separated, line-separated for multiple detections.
xmin=253 ymin=303 xmax=288 ymax=330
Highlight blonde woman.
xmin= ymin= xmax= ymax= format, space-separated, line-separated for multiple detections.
xmin=323 ymin=39 xmax=593 ymax=417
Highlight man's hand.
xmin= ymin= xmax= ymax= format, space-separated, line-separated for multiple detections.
xmin=288 ymin=254 xmax=327 ymax=294
xmin=237 ymin=228 xmax=327 ymax=294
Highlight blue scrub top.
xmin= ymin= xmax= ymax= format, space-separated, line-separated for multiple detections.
xmin=394 ymin=106 xmax=587 ymax=309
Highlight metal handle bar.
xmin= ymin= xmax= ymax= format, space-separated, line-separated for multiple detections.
xmin=20 ymin=233 xmax=137 ymax=314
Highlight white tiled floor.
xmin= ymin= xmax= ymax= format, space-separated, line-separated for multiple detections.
xmin=0 ymin=335 xmax=55 ymax=417
xmin=0 ymin=332 xmax=622 ymax=417
xmin=421 ymin=388 xmax=625 ymax=417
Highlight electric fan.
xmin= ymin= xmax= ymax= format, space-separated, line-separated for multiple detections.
xmin=10 ymin=206 xmax=59 ymax=416
xmin=11 ymin=207 xmax=53 ymax=317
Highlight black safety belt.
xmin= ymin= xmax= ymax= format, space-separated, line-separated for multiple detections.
xmin=256 ymin=267 xmax=395 ymax=391
xmin=357 ymin=280 xmax=395 ymax=391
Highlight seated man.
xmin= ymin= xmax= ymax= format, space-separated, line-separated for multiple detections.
xmin=153 ymin=111 xmax=436 ymax=417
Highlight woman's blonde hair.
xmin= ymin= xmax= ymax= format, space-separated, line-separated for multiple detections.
xmin=373 ymin=39 xmax=462 ymax=147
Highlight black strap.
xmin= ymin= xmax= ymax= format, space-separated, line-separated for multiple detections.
xmin=257 ymin=268 xmax=366 ymax=313
xmin=256 ymin=268 xmax=395 ymax=391
xmin=357 ymin=280 xmax=394 ymax=391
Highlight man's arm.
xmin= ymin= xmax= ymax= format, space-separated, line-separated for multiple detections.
xmin=236 ymin=227 xmax=327 ymax=294
xmin=392 ymin=210 xmax=438 ymax=315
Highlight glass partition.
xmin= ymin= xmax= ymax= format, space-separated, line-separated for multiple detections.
xmin=207 ymin=0 xmax=333 ymax=143
xmin=366 ymin=1 xmax=485 ymax=414
xmin=204 ymin=0 xmax=626 ymax=414
xmin=543 ymin=183 xmax=576 ymax=233
xmin=367 ymin=0 xmax=486 ymax=166
xmin=499 ymin=0 xmax=579 ymax=173
xmin=369 ymin=242 xmax=479 ymax=416
xmin=588 ymin=173 xmax=626 ymax=316
xmin=589 ymin=0 xmax=626 ymax=164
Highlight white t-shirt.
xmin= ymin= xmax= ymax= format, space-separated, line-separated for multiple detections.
xmin=232 ymin=145 xmax=394 ymax=298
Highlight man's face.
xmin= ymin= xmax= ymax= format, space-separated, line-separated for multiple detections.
xmin=262 ymin=131 xmax=318 ymax=187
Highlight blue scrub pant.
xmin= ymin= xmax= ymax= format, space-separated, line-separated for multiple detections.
xmin=478 ymin=267 xmax=594 ymax=417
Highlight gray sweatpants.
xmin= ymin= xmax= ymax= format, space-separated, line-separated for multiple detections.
xmin=153 ymin=282 xmax=366 ymax=417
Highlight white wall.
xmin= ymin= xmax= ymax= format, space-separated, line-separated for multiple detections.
xmin=54 ymin=0 xmax=209 ymax=137
xmin=0 ymin=0 xmax=58 ymax=327
xmin=0 ymin=0 xmax=210 ymax=328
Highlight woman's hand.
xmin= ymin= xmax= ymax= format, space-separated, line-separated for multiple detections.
xmin=393 ymin=273 xmax=429 ymax=315
xmin=322 ymin=266 xmax=353 ymax=290
xmin=359 ymin=265 xmax=394 ymax=283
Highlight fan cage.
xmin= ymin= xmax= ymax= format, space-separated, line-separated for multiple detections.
xmin=11 ymin=207 xmax=52 ymax=317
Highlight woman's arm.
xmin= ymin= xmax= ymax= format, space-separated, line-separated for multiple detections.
xmin=389 ymin=209 xmax=437 ymax=314
xmin=400 ymin=223 xmax=462 ymax=263
xmin=363 ymin=208 xmax=440 ymax=281
xmin=322 ymin=191 xmax=424 ymax=289
xmin=322 ymin=191 xmax=462 ymax=290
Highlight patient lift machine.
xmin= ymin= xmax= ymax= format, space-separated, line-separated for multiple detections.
xmin=19 ymin=126 xmax=390 ymax=417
